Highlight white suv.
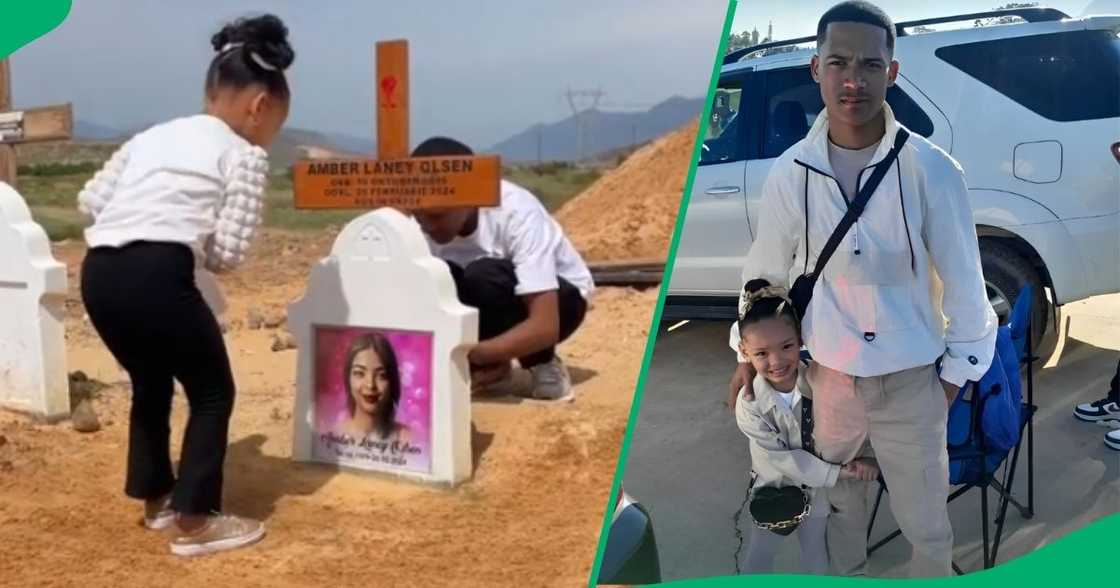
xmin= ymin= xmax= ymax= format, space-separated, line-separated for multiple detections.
xmin=666 ymin=7 xmax=1120 ymax=348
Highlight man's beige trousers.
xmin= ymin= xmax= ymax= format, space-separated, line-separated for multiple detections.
xmin=809 ymin=362 xmax=953 ymax=578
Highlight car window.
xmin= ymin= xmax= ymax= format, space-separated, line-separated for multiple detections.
xmin=887 ymin=84 xmax=935 ymax=138
xmin=758 ymin=66 xmax=935 ymax=160
xmin=936 ymin=30 xmax=1120 ymax=122
xmin=700 ymin=78 xmax=745 ymax=165
xmin=761 ymin=68 xmax=822 ymax=159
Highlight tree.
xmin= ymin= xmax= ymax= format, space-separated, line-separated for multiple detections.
xmin=974 ymin=2 xmax=1039 ymax=27
xmin=726 ymin=23 xmax=807 ymax=58
xmin=726 ymin=30 xmax=754 ymax=54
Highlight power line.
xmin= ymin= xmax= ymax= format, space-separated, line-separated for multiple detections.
xmin=565 ymin=87 xmax=605 ymax=162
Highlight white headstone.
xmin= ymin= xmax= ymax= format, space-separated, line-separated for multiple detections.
xmin=0 ymin=182 xmax=69 ymax=420
xmin=288 ymin=208 xmax=476 ymax=485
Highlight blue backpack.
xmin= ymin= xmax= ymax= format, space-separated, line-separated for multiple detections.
xmin=947 ymin=286 xmax=1031 ymax=481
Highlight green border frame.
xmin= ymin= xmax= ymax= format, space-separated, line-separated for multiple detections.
xmin=654 ymin=514 xmax=1120 ymax=586
xmin=586 ymin=0 xmax=740 ymax=585
xmin=9 ymin=2 xmax=1117 ymax=585
xmin=1 ymin=2 xmax=71 ymax=60
xmin=586 ymin=0 xmax=1120 ymax=585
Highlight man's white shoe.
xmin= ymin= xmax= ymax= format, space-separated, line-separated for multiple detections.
xmin=1074 ymin=398 xmax=1120 ymax=426
xmin=1105 ymin=429 xmax=1120 ymax=451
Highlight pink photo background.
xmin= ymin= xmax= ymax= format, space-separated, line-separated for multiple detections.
xmin=313 ymin=325 xmax=433 ymax=458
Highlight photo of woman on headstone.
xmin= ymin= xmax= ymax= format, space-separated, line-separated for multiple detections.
xmin=312 ymin=326 xmax=433 ymax=473
xmin=336 ymin=333 xmax=411 ymax=443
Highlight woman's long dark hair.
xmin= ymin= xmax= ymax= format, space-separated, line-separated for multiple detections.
xmin=343 ymin=332 xmax=401 ymax=438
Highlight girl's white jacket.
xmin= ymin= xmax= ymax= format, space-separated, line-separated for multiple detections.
xmin=77 ymin=114 xmax=269 ymax=276
xmin=731 ymin=104 xmax=997 ymax=388
xmin=735 ymin=363 xmax=837 ymax=516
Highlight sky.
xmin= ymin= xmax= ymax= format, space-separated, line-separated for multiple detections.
xmin=13 ymin=0 xmax=731 ymax=149
xmin=731 ymin=0 xmax=1096 ymax=38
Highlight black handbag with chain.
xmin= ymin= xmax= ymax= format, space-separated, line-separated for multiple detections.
xmin=789 ymin=128 xmax=910 ymax=320
xmin=747 ymin=394 xmax=818 ymax=536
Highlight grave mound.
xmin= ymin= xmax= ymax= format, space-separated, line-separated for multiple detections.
xmin=556 ymin=120 xmax=698 ymax=262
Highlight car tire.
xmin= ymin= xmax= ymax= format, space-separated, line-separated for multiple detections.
xmin=979 ymin=241 xmax=1054 ymax=358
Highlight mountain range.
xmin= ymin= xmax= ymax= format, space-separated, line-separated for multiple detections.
xmin=71 ymin=94 xmax=704 ymax=165
xmin=486 ymin=95 xmax=703 ymax=162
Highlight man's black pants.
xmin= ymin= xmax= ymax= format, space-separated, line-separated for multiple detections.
xmin=446 ymin=258 xmax=586 ymax=368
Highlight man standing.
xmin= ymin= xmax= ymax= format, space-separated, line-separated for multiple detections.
xmin=727 ymin=1 xmax=997 ymax=577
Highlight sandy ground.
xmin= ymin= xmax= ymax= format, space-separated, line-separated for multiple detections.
xmin=0 ymin=229 xmax=659 ymax=587
xmin=622 ymin=295 xmax=1120 ymax=581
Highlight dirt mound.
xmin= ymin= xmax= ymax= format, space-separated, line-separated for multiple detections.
xmin=557 ymin=120 xmax=698 ymax=262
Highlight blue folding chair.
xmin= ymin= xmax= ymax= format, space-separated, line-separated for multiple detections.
xmin=866 ymin=286 xmax=1038 ymax=574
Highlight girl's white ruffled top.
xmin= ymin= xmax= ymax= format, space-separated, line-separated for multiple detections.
xmin=77 ymin=114 xmax=269 ymax=274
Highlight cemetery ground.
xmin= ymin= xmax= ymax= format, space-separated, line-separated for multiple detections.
xmin=0 ymin=139 xmax=678 ymax=586
xmin=0 ymin=228 xmax=657 ymax=586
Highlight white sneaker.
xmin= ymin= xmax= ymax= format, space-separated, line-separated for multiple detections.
xmin=143 ymin=495 xmax=176 ymax=530
xmin=1074 ymin=398 xmax=1120 ymax=426
xmin=170 ymin=513 xmax=265 ymax=556
xmin=1106 ymin=429 xmax=1120 ymax=451
xmin=525 ymin=357 xmax=575 ymax=402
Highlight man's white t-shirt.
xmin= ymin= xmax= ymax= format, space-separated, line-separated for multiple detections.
xmin=426 ymin=180 xmax=595 ymax=299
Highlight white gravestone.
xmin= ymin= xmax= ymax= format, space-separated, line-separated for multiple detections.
xmin=288 ymin=208 xmax=476 ymax=485
xmin=0 ymin=182 xmax=69 ymax=420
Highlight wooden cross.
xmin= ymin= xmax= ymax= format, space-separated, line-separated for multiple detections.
xmin=292 ymin=40 xmax=501 ymax=210
xmin=0 ymin=58 xmax=74 ymax=189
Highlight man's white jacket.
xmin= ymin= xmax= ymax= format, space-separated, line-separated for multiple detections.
xmin=730 ymin=103 xmax=997 ymax=387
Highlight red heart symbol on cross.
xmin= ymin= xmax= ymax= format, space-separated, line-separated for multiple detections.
xmin=380 ymin=76 xmax=398 ymax=108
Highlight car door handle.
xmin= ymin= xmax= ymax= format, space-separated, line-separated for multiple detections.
xmin=705 ymin=186 xmax=741 ymax=196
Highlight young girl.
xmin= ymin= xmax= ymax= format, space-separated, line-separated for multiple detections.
xmin=76 ymin=14 xmax=293 ymax=557
xmin=735 ymin=279 xmax=879 ymax=574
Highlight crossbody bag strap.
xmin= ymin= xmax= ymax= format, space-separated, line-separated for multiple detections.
xmin=808 ymin=128 xmax=910 ymax=279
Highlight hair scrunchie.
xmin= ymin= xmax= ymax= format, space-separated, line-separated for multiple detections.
xmin=739 ymin=284 xmax=794 ymax=322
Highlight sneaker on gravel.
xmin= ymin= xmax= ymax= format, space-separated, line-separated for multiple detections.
xmin=143 ymin=494 xmax=175 ymax=531
xmin=170 ymin=514 xmax=265 ymax=557
xmin=524 ymin=356 xmax=574 ymax=402
xmin=1074 ymin=397 xmax=1120 ymax=426
xmin=1105 ymin=429 xmax=1120 ymax=451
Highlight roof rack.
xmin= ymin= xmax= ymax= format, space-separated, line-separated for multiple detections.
xmin=722 ymin=7 xmax=1070 ymax=65
xmin=722 ymin=34 xmax=818 ymax=65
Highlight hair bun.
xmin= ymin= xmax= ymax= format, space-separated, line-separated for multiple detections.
xmin=210 ymin=14 xmax=294 ymax=71
xmin=743 ymin=278 xmax=772 ymax=296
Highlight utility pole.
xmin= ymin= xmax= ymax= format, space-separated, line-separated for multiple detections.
xmin=565 ymin=87 xmax=605 ymax=163
xmin=536 ymin=125 xmax=542 ymax=165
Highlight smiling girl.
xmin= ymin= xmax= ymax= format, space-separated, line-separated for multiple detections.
xmin=735 ymin=279 xmax=879 ymax=574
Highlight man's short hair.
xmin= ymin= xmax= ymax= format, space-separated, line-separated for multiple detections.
xmin=816 ymin=1 xmax=897 ymax=54
xmin=412 ymin=136 xmax=474 ymax=157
